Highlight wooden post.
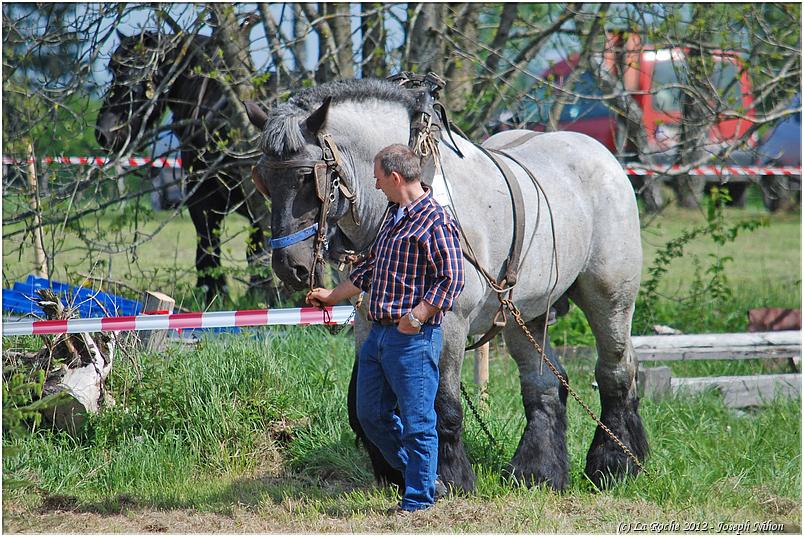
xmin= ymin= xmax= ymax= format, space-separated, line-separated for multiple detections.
xmin=115 ymin=163 xmax=126 ymax=198
xmin=138 ymin=291 xmax=175 ymax=353
xmin=474 ymin=341 xmax=489 ymax=402
xmin=26 ymin=142 xmax=48 ymax=279
xmin=637 ymin=366 xmax=672 ymax=401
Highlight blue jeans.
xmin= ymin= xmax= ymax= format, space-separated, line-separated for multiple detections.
xmin=356 ymin=323 xmax=442 ymax=511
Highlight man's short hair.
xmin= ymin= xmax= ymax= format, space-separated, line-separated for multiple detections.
xmin=375 ymin=144 xmax=421 ymax=183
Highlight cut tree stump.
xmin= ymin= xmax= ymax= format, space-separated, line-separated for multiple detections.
xmin=18 ymin=289 xmax=117 ymax=433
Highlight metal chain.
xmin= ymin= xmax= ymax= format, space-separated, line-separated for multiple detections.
xmin=499 ymin=298 xmax=647 ymax=475
xmin=325 ymin=304 xmax=357 ymax=336
xmin=459 ymin=381 xmax=498 ymax=448
xmin=315 ymin=283 xmax=644 ymax=473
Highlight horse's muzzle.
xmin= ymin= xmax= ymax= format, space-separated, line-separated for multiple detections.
xmin=272 ymin=250 xmax=322 ymax=291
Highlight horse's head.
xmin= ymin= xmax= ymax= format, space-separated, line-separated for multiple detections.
xmin=95 ymin=30 xmax=167 ymax=153
xmin=246 ymin=80 xmax=417 ymax=291
xmin=246 ymin=96 xmax=350 ymax=290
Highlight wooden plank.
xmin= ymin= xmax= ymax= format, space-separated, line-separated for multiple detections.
xmin=137 ymin=291 xmax=175 ymax=353
xmin=636 ymin=345 xmax=801 ymax=361
xmin=638 ymin=366 xmax=672 ymax=401
xmin=672 ymin=373 xmax=801 ymax=407
xmin=632 ymin=331 xmax=800 ymax=349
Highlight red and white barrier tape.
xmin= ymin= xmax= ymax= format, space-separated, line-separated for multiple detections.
xmin=624 ymin=165 xmax=801 ymax=176
xmin=2 ymin=156 xmax=182 ymax=168
xmin=2 ymin=156 xmax=800 ymax=176
xmin=2 ymin=305 xmax=355 ymax=336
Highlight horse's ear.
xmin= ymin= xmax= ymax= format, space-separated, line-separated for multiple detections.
xmin=243 ymin=100 xmax=268 ymax=130
xmin=116 ymin=29 xmax=128 ymax=41
xmin=305 ymin=96 xmax=332 ymax=134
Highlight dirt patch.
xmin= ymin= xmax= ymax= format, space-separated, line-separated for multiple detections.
xmin=4 ymin=485 xmax=802 ymax=534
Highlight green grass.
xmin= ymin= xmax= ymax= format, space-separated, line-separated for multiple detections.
xmin=3 ymin=329 xmax=799 ymax=531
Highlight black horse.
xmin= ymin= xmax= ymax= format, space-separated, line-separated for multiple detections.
xmin=96 ymin=30 xmax=276 ymax=304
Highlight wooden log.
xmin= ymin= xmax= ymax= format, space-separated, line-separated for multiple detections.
xmin=672 ymin=373 xmax=801 ymax=408
xmin=636 ymin=345 xmax=802 ymax=361
xmin=633 ymin=331 xmax=801 ymax=361
xmin=137 ymin=291 xmax=175 ymax=353
xmin=632 ymin=331 xmax=800 ymax=349
xmin=638 ymin=366 xmax=672 ymax=401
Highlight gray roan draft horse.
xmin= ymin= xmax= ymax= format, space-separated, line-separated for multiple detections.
xmin=244 ymin=78 xmax=648 ymax=492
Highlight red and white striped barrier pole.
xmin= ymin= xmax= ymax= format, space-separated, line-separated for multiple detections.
xmin=2 ymin=156 xmax=183 ymax=168
xmin=624 ymin=165 xmax=801 ymax=176
xmin=2 ymin=305 xmax=355 ymax=336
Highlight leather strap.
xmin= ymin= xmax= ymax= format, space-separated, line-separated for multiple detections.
xmin=457 ymin=140 xmax=540 ymax=352
xmin=473 ymin=145 xmax=526 ymax=288
xmin=491 ymin=130 xmax=543 ymax=152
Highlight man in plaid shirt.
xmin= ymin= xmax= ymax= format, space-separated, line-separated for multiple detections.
xmin=307 ymin=144 xmax=464 ymax=513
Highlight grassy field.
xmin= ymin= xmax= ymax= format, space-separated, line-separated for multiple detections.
xmin=2 ymin=328 xmax=800 ymax=533
xmin=2 ymin=187 xmax=801 ymax=532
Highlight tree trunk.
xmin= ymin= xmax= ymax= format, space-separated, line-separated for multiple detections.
xmin=258 ymin=3 xmax=292 ymax=82
xmin=361 ymin=3 xmax=386 ymax=78
xmin=332 ymin=3 xmax=354 ymax=78
xmin=208 ymin=5 xmax=271 ymax=234
xmin=407 ymin=3 xmax=445 ymax=75
xmin=444 ymin=3 xmax=478 ymax=112
xmin=676 ymin=48 xmax=710 ymax=209
xmin=304 ymin=3 xmax=340 ymax=83
xmin=292 ymin=4 xmax=309 ymax=73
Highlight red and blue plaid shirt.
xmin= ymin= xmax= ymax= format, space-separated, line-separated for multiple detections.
xmin=350 ymin=187 xmax=464 ymax=325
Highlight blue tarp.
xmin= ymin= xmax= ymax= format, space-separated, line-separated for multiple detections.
xmin=2 ymin=275 xmax=142 ymax=318
xmin=2 ymin=275 xmax=240 ymax=335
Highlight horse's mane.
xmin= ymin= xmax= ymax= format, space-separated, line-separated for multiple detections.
xmin=261 ymin=78 xmax=416 ymax=158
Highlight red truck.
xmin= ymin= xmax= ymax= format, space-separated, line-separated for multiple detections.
xmin=499 ymin=34 xmax=757 ymax=169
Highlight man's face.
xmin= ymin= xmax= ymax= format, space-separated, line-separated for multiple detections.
xmin=373 ymin=160 xmax=399 ymax=203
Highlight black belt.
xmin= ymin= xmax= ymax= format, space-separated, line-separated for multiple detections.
xmin=373 ymin=319 xmax=438 ymax=327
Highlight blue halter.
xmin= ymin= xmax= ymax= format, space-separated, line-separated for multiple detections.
xmin=270 ymin=223 xmax=319 ymax=249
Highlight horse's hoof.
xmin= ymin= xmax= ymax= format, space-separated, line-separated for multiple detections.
xmin=584 ymin=397 xmax=649 ymax=489
xmin=504 ymin=465 xmax=569 ymax=493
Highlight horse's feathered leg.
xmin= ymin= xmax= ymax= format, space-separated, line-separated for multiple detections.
xmin=502 ymin=316 xmax=570 ymax=491
xmin=435 ymin=314 xmax=475 ymax=493
xmin=187 ymin=175 xmax=228 ymax=304
xmin=568 ymin=274 xmax=649 ymax=489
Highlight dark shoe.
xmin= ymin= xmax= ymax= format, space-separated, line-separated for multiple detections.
xmin=386 ymin=504 xmax=432 ymax=515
